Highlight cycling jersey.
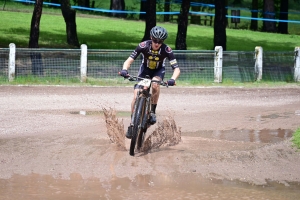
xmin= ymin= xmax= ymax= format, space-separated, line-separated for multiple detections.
xmin=130 ymin=40 xmax=179 ymax=70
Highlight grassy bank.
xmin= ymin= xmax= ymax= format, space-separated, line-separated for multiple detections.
xmin=293 ymin=128 xmax=300 ymax=149
xmin=0 ymin=8 xmax=299 ymax=51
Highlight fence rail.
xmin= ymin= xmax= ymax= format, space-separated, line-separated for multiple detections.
xmin=0 ymin=44 xmax=299 ymax=84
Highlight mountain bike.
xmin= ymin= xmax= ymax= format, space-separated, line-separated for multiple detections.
xmin=121 ymin=74 xmax=169 ymax=156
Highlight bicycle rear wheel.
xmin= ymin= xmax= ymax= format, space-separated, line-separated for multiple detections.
xmin=130 ymin=96 xmax=146 ymax=156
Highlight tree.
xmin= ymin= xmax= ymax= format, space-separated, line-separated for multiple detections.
xmin=175 ymin=0 xmax=190 ymax=50
xmin=164 ymin=0 xmax=170 ymax=22
xmin=214 ymin=0 xmax=227 ymax=50
xmin=250 ymin=0 xmax=259 ymax=31
xmin=141 ymin=0 xmax=156 ymax=42
xmin=29 ymin=0 xmax=43 ymax=48
xmin=139 ymin=0 xmax=147 ymax=20
xmin=190 ymin=0 xmax=200 ymax=25
xmin=29 ymin=0 xmax=44 ymax=75
xmin=262 ymin=0 xmax=276 ymax=32
xmin=277 ymin=0 xmax=288 ymax=34
xmin=61 ymin=0 xmax=80 ymax=47
xmin=77 ymin=0 xmax=90 ymax=7
xmin=110 ymin=0 xmax=126 ymax=18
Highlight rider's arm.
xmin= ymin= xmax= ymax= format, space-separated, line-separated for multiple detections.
xmin=122 ymin=57 xmax=134 ymax=70
xmin=171 ymin=67 xmax=180 ymax=80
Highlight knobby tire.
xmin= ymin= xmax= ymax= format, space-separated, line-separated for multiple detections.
xmin=129 ymin=96 xmax=146 ymax=156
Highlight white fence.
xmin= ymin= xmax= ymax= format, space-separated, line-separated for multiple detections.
xmin=2 ymin=43 xmax=300 ymax=83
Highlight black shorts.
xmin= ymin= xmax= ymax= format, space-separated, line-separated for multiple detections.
xmin=138 ymin=65 xmax=165 ymax=80
xmin=134 ymin=66 xmax=165 ymax=89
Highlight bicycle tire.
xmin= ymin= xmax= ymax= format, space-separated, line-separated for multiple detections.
xmin=129 ymin=96 xmax=146 ymax=156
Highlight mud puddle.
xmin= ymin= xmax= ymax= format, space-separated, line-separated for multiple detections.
xmin=1 ymin=173 xmax=300 ymax=200
xmin=182 ymin=129 xmax=293 ymax=143
xmin=70 ymin=110 xmax=131 ymax=117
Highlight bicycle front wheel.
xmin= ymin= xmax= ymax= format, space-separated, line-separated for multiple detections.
xmin=130 ymin=96 xmax=146 ymax=156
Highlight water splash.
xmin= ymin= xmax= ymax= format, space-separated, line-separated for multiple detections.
xmin=103 ymin=107 xmax=181 ymax=153
xmin=103 ymin=107 xmax=126 ymax=151
xmin=142 ymin=116 xmax=181 ymax=152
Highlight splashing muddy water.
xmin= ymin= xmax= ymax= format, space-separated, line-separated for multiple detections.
xmin=103 ymin=107 xmax=181 ymax=153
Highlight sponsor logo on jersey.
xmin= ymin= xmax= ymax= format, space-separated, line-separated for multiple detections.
xmin=139 ymin=42 xmax=146 ymax=48
xmin=165 ymin=46 xmax=172 ymax=53
xmin=170 ymin=59 xmax=177 ymax=65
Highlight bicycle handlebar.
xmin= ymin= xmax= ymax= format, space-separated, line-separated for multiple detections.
xmin=118 ymin=72 xmax=170 ymax=87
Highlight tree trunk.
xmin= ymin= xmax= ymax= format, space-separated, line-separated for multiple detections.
xmin=214 ymin=0 xmax=227 ymax=51
xmin=139 ymin=0 xmax=147 ymax=20
xmin=29 ymin=0 xmax=43 ymax=76
xmin=142 ymin=0 xmax=156 ymax=42
xmin=277 ymin=0 xmax=288 ymax=34
xmin=190 ymin=0 xmax=200 ymax=24
xmin=77 ymin=0 xmax=90 ymax=7
xmin=175 ymin=0 xmax=190 ymax=50
xmin=164 ymin=0 xmax=170 ymax=22
xmin=262 ymin=0 xmax=276 ymax=32
xmin=29 ymin=0 xmax=43 ymax=48
xmin=250 ymin=0 xmax=258 ymax=31
xmin=110 ymin=0 xmax=126 ymax=18
xmin=61 ymin=0 xmax=80 ymax=47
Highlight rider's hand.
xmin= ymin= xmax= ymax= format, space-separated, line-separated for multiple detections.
xmin=120 ymin=69 xmax=128 ymax=77
xmin=167 ymin=79 xmax=175 ymax=86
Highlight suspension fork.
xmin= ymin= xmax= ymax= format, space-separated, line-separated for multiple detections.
xmin=131 ymin=91 xmax=141 ymax=125
xmin=141 ymin=95 xmax=151 ymax=130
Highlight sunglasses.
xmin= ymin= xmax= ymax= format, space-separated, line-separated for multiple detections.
xmin=152 ymin=38 xmax=164 ymax=44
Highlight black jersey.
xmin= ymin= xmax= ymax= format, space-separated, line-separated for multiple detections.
xmin=129 ymin=40 xmax=179 ymax=70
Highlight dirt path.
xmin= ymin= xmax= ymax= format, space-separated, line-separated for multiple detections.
xmin=1 ymin=85 xmax=300 ymax=198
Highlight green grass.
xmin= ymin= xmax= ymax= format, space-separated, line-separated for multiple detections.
xmin=1 ymin=75 xmax=299 ymax=88
xmin=292 ymin=128 xmax=300 ymax=149
xmin=0 ymin=1 xmax=300 ymax=51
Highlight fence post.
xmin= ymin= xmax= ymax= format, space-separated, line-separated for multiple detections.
xmin=254 ymin=46 xmax=263 ymax=81
xmin=294 ymin=47 xmax=300 ymax=82
xmin=8 ymin=43 xmax=16 ymax=82
xmin=80 ymin=44 xmax=87 ymax=83
xmin=214 ymin=46 xmax=223 ymax=83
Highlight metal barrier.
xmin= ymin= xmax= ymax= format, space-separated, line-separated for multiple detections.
xmin=0 ymin=44 xmax=299 ymax=84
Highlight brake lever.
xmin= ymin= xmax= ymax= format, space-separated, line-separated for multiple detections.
xmin=128 ymin=76 xmax=135 ymax=81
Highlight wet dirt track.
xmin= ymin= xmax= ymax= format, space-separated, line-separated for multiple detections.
xmin=1 ymin=85 xmax=300 ymax=199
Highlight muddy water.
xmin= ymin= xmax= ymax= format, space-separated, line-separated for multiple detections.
xmin=1 ymin=173 xmax=300 ymax=200
xmin=1 ymin=108 xmax=299 ymax=199
xmin=183 ymin=129 xmax=293 ymax=144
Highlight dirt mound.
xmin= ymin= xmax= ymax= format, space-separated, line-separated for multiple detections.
xmin=103 ymin=108 xmax=181 ymax=152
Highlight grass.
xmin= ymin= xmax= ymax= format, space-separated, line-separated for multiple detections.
xmin=292 ymin=128 xmax=300 ymax=149
xmin=1 ymin=75 xmax=299 ymax=88
xmin=0 ymin=1 xmax=300 ymax=51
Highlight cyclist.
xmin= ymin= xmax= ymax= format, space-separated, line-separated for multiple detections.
xmin=120 ymin=26 xmax=180 ymax=139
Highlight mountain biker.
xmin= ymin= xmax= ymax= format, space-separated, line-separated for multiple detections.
xmin=119 ymin=26 xmax=180 ymax=139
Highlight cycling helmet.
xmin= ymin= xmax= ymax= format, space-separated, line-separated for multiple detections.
xmin=150 ymin=26 xmax=168 ymax=40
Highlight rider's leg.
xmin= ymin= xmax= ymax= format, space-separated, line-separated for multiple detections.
xmin=151 ymin=76 xmax=161 ymax=113
xmin=149 ymin=76 xmax=161 ymax=125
